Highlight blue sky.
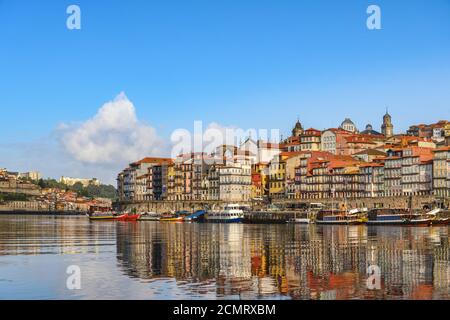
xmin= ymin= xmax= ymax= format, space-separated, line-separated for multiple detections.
xmin=1 ymin=0 xmax=449 ymax=183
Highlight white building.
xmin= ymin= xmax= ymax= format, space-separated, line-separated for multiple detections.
xmin=239 ymin=138 xmax=281 ymax=164
xmin=206 ymin=151 xmax=252 ymax=202
xmin=321 ymin=129 xmax=338 ymax=154
xmin=60 ymin=176 xmax=100 ymax=187
xmin=19 ymin=171 xmax=42 ymax=181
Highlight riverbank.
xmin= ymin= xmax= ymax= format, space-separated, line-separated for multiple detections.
xmin=0 ymin=211 xmax=86 ymax=216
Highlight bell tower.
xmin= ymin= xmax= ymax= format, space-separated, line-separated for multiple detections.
xmin=381 ymin=108 xmax=394 ymax=138
xmin=292 ymin=118 xmax=303 ymax=137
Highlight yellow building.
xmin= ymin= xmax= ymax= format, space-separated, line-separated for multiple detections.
xmin=167 ymin=163 xmax=175 ymax=200
xmin=173 ymin=161 xmax=184 ymax=201
xmin=268 ymin=155 xmax=287 ymax=199
xmin=268 ymin=152 xmax=304 ymax=199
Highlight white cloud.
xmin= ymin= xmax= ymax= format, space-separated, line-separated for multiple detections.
xmin=59 ymin=92 xmax=165 ymax=165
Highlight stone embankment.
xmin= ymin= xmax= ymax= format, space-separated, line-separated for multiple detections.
xmin=119 ymin=195 xmax=445 ymax=213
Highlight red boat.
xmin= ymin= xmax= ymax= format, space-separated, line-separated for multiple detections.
xmin=114 ymin=214 xmax=141 ymax=221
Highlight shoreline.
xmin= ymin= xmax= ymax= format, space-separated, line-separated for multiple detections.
xmin=0 ymin=211 xmax=86 ymax=216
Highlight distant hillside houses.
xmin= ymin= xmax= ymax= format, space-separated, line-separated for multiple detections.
xmin=0 ymin=168 xmax=112 ymax=213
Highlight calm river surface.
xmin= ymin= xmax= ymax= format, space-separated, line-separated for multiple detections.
xmin=0 ymin=215 xmax=449 ymax=300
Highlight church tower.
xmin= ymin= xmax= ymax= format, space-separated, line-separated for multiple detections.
xmin=292 ymin=119 xmax=304 ymax=137
xmin=381 ymin=109 xmax=394 ymax=138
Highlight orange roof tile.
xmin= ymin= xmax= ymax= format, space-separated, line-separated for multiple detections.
xmin=132 ymin=157 xmax=173 ymax=165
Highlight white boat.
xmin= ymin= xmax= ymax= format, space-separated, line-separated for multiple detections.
xmin=288 ymin=210 xmax=316 ymax=224
xmin=206 ymin=204 xmax=244 ymax=223
xmin=292 ymin=218 xmax=312 ymax=224
xmin=138 ymin=212 xmax=161 ymax=221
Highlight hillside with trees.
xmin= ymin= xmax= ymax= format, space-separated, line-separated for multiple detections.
xmin=36 ymin=179 xmax=117 ymax=200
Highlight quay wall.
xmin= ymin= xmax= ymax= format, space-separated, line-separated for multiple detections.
xmin=119 ymin=195 xmax=447 ymax=212
xmin=118 ymin=200 xmax=226 ymax=213
xmin=0 ymin=210 xmax=86 ymax=216
xmin=273 ymin=195 xmax=441 ymax=210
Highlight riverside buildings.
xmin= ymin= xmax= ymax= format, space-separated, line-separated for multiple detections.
xmin=117 ymin=113 xmax=450 ymax=204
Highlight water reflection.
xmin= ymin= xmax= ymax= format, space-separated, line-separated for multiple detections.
xmin=115 ymin=222 xmax=450 ymax=300
xmin=0 ymin=215 xmax=449 ymax=299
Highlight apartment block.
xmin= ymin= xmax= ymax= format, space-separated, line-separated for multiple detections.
xmin=433 ymin=147 xmax=450 ymax=198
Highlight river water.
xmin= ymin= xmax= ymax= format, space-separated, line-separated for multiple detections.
xmin=0 ymin=215 xmax=449 ymax=300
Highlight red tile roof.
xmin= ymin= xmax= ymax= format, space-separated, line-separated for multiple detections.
xmin=132 ymin=157 xmax=173 ymax=166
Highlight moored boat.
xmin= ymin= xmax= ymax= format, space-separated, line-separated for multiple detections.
xmin=367 ymin=209 xmax=432 ymax=226
xmin=184 ymin=210 xmax=207 ymax=222
xmin=430 ymin=218 xmax=450 ymax=226
xmin=206 ymin=204 xmax=244 ymax=223
xmin=291 ymin=218 xmax=312 ymax=224
xmin=288 ymin=210 xmax=315 ymax=224
xmin=159 ymin=212 xmax=184 ymax=222
xmin=115 ymin=213 xmax=141 ymax=221
xmin=138 ymin=212 xmax=161 ymax=221
xmin=426 ymin=208 xmax=450 ymax=226
xmin=316 ymin=208 xmax=367 ymax=225
xmin=87 ymin=212 xmax=117 ymax=220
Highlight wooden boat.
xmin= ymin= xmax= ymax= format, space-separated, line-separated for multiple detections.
xmin=426 ymin=208 xmax=450 ymax=226
xmin=88 ymin=214 xmax=116 ymax=220
xmin=316 ymin=209 xmax=367 ymax=225
xmin=367 ymin=209 xmax=432 ymax=226
xmin=87 ymin=212 xmax=117 ymax=220
xmin=367 ymin=209 xmax=412 ymax=225
xmin=115 ymin=214 xmax=141 ymax=221
xmin=430 ymin=218 xmax=450 ymax=226
xmin=159 ymin=213 xmax=184 ymax=222
xmin=403 ymin=217 xmax=432 ymax=227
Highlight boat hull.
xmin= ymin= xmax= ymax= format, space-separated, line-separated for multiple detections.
xmin=316 ymin=220 xmax=365 ymax=225
xmin=160 ymin=217 xmax=184 ymax=222
xmin=367 ymin=220 xmax=406 ymax=226
xmin=430 ymin=218 xmax=450 ymax=226
xmin=138 ymin=217 xmax=160 ymax=221
xmin=88 ymin=216 xmax=116 ymax=221
xmin=288 ymin=218 xmax=312 ymax=224
xmin=115 ymin=214 xmax=141 ymax=221
xmin=367 ymin=219 xmax=432 ymax=226
xmin=206 ymin=217 xmax=243 ymax=223
xmin=183 ymin=210 xmax=207 ymax=223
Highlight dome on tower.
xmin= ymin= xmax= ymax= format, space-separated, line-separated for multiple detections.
xmin=339 ymin=118 xmax=357 ymax=133
xmin=361 ymin=123 xmax=382 ymax=136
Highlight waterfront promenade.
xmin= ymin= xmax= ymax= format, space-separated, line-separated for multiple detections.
xmin=118 ymin=195 xmax=442 ymax=213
